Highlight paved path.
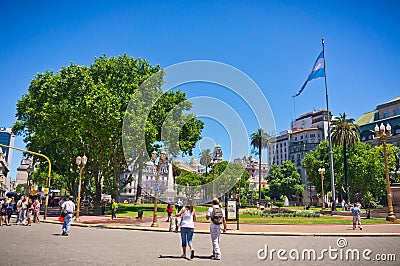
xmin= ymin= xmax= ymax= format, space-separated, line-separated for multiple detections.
xmin=1 ymin=222 xmax=399 ymax=266
xmin=42 ymin=213 xmax=400 ymax=236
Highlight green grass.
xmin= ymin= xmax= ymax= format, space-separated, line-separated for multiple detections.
xmin=92 ymin=203 xmax=210 ymax=217
xmin=91 ymin=204 xmax=397 ymax=224
xmin=196 ymin=216 xmax=392 ymax=224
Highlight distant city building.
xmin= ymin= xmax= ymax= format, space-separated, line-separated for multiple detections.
xmin=212 ymin=144 xmax=223 ymax=163
xmin=233 ymin=156 xmax=268 ymax=189
xmin=0 ymin=147 xmax=9 ymax=196
xmin=15 ymin=158 xmax=34 ymax=188
xmin=0 ymin=127 xmax=15 ymax=167
xmin=356 ymin=96 xmax=400 ymax=148
xmin=120 ymin=158 xmax=175 ymax=203
xmin=268 ymin=110 xmax=331 ymax=204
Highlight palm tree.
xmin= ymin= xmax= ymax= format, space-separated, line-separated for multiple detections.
xmin=331 ymin=113 xmax=360 ymax=203
xmin=199 ymin=149 xmax=212 ymax=175
xmin=250 ymin=128 xmax=270 ymax=203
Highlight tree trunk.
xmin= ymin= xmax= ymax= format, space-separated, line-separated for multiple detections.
xmin=258 ymin=143 xmax=262 ymax=203
xmin=343 ymin=142 xmax=350 ymax=202
xmin=136 ymin=169 xmax=143 ymax=203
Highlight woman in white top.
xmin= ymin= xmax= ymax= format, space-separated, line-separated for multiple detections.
xmin=175 ymin=200 xmax=196 ymax=259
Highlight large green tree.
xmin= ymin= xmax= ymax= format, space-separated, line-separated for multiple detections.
xmin=303 ymin=140 xmax=399 ymax=203
xmin=13 ymin=54 xmax=203 ymax=205
xmin=267 ymin=161 xmax=304 ymax=201
xmin=250 ymin=128 xmax=270 ymax=203
xmin=331 ymin=113 xmax=360 ymax=202
xmin=199 ymin=149 xmax=212 ymax=175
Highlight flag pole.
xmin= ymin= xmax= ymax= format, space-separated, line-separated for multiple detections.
xmin=322 ymin=38 xmax=336 ymax=211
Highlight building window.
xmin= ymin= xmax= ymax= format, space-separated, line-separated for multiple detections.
xmin=383 ymin=113 xmax=389 ymax=118
xmin=394 ymin=110 xmax=400 ymax=115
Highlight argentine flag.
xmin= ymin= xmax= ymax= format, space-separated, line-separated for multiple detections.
xmin=294 ymin=51 xmax=325 ymax=97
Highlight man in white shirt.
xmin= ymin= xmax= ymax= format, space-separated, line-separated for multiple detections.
xmin=206 ymin=198 xmax=227 ymax=260
xmin=61 ymin=196 xmax=75 ymax=236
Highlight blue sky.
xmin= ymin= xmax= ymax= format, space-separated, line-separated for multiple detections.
xmin=1 ymin=0 xmax=399 ymax=180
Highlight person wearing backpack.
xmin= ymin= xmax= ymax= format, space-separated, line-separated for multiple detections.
xmin=206 ymin=198 xmax=227 ymax=260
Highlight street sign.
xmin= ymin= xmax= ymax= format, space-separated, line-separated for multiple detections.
xmin=43 ymin=187 xmax=49 ymax=194
xmin=154 ymin=184 xmax=159 ymax=192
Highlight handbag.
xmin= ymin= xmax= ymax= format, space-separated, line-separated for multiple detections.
xmin=61 ymin=209 xmax=68 ymax=217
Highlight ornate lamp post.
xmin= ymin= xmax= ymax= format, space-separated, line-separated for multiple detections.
xmin=75 ymin=155 xmax=87 ymax=222
xmin=151 ymin=150 xmax=167 ymax=227
xmin=318 ymin=167 xmax=326 ymax=210
xmin=236 ymin=177 xmax=241 ymax=230
xmin=375 ymin=123 xmax=397 ymax=222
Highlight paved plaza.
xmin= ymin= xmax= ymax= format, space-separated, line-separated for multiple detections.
xmin=1 ymin=217 xmax=399 ymax=266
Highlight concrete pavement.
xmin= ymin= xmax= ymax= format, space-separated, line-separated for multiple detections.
xmin=1 ymin=222 xmax=399 ymax=266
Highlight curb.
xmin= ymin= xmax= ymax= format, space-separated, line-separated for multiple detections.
xmin=41 ymin=220 xmax=400 ymax=237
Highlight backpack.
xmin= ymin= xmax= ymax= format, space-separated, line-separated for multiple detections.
xmin=211 ymin=206 xmax=223 ymax=225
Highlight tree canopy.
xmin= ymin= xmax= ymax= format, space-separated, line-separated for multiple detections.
xmin=303 ymin=140 xmax=399 ymax=203
xmin=267 ymin=161 xmax=304 ymax=201
xmin=13 ymin=54 xmax=203 ymax=204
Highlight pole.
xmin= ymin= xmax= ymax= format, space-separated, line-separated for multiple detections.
xmin=0 ymin=144 xmax=52 ymax=218
xmin=75 ymin=165 xmax=84 ymax=222
xmin=237 ymin=178 xmax=240 ymax=230
xmin=321 ymin=173 xmax=325 ymax=210
xmin=151 ymin=161 xmax=162 ymax=227
xmin=322 ymin=38 xmax=337 ymax=211
xmin=382 ymin=136 xmax=397 ymax=222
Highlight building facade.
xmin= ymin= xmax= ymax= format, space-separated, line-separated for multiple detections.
xmin=268 ymin=110 xmax=331 ymax=204
xmin=233 ymin=156 xmax=268 ymax=189
xmin=356 ymin=96 xmax=400 ymax=148
xmin=0 ymin=127 xmax=15 ymax=193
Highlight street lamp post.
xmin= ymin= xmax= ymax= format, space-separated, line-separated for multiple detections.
xmin=375 ymin=123 xmax=397 ymax=222
xmin=75 ymin=155 xmax=87 ymax=222
xmin=151 ymin=150 xmax=167 ymax=227
xmin=237 ymin=177 xmax=241 ymax=230
xmin=318 ymin=168 xmax=326 ymax=210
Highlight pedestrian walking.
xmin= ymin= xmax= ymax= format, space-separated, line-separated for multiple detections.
xmin=7 ymin=197 xmax=15 ymax=226
xmin=206 ymin=198 xmax=227 ymax=260
xmin=101 ymin=199 xmax=106 ymax=215
xmin=61 ymin=196 xmax=76 ymax=236
xmin=175 ymin=199 xmax=196 ymax=259
xmin=342 ymin=199 xmax=346 ymax=211
xmin=111 ymin=199 xmax=118 ymax=220
xmin=26 ymin=198 xmax=33 ymax=226
xmin=33 ymin=198 xmax=41 ymax=223
xmin=351 ymin=203 xmax=362 ymax=230
xmin=20 ymin=196 xmax=28 ymax=225
xmin=166 ymin=202 xmax=173 ymax=222
xmin=0 ymin=196 xmax=8 ymax=226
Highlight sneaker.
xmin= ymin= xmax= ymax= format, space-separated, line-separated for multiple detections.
xmin=360 ymin=227 xmax=363 ymax=230
xmin=62 ymin=230 xmax=66 ymax=236
xmin=190 ymin=250 xmax=195 ymax=259
xmin=214 ymin=257 xmax=221 ymax=260
xmin=180 ymin=254 xmax=186 ymax=258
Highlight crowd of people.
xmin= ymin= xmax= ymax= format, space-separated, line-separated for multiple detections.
xmin=0 ymin=195 xmax=41 ymax=226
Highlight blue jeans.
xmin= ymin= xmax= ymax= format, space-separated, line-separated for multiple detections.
xmin=62 ymin=213 xmax=72 ymax=235
xmin=180 ymin=227 xmax=194 ymax=247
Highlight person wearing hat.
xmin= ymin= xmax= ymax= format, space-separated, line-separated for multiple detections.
xmin=61 ymin=196 xmax=75 ymax=236
xmin=206 ymin=198 xmax=227 ymax=260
